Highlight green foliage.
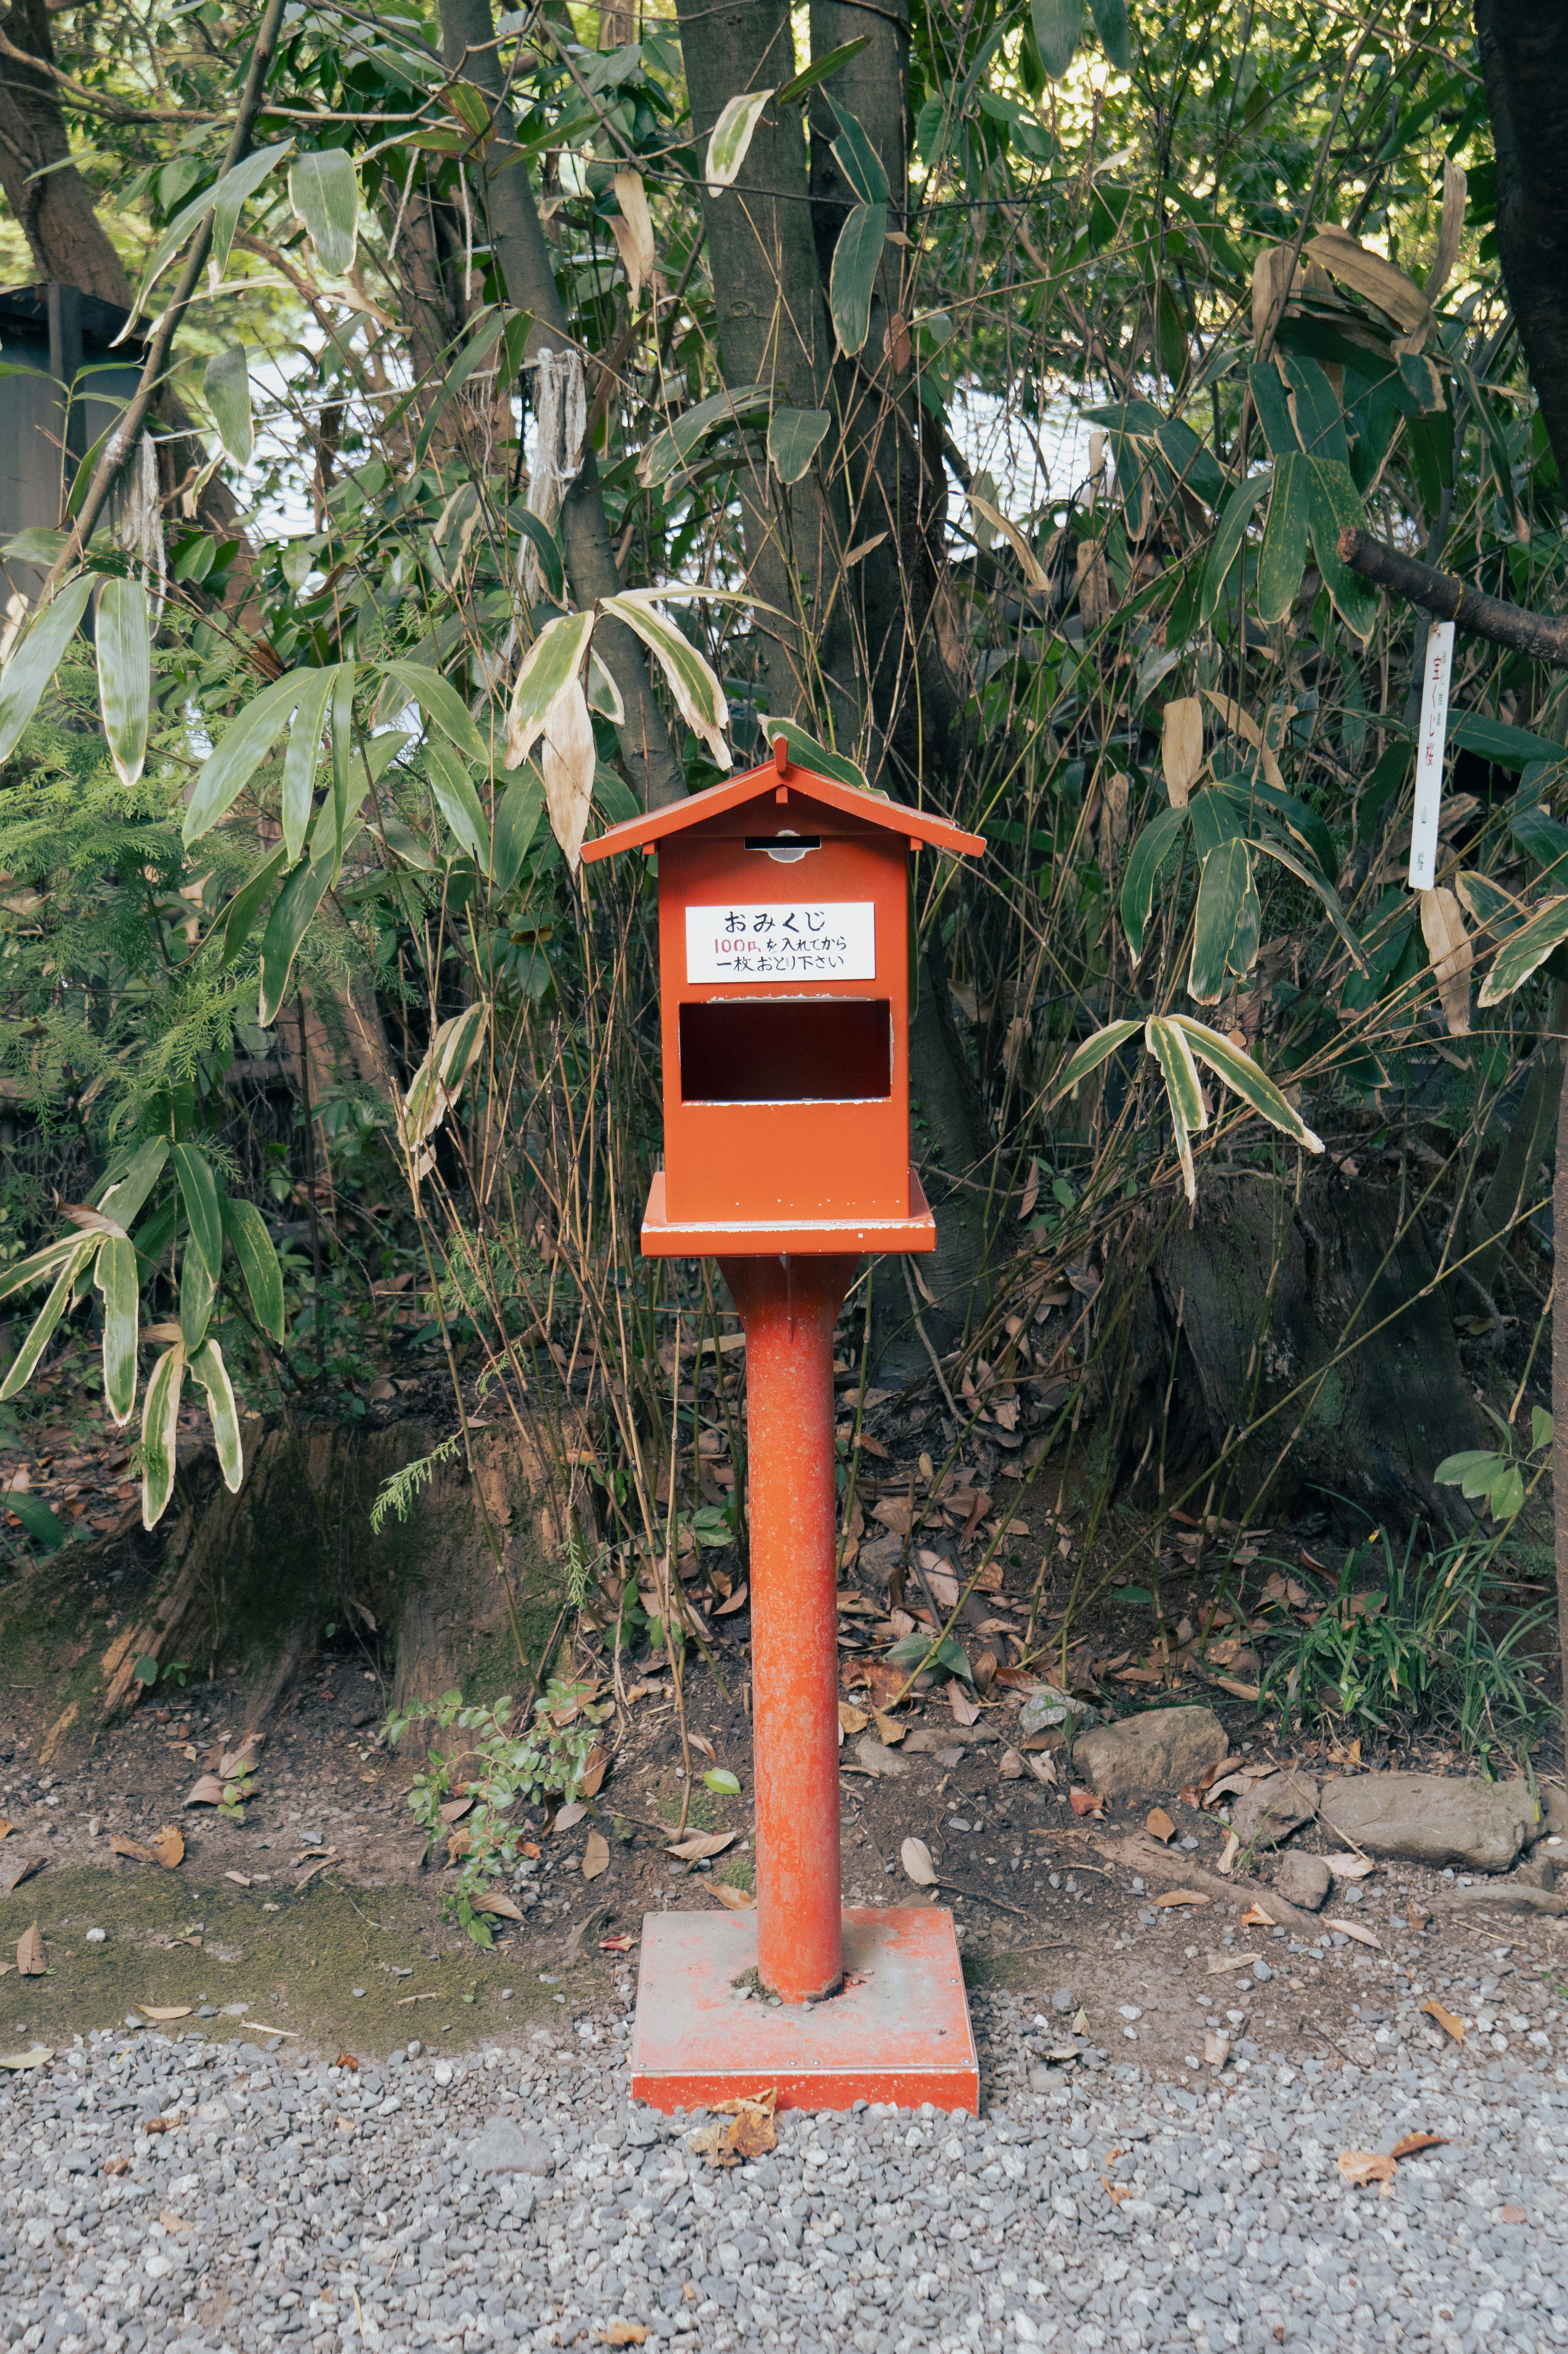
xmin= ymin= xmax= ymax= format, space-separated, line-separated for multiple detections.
xmin=1257 ymin=1530 xmax=1553 ymax=1757
xmin=369 ymin=1433 xmax=462 ymax=1535
xmin=383 ymin=1681 xmax=609 ymax=1945
xmin=1436 ymin=1407 xmax=1552 ymax=1525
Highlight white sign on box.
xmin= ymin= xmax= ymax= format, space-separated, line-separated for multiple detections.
xmin=685 ymin=901 xmax=876 ymax=981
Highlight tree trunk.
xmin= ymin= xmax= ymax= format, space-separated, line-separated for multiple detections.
xmin=0 ymin=0 xmax=131 ymax=303
xmin=436 ymin=0 xmax=688 ymax=814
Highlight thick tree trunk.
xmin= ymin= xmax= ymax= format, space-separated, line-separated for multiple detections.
xmin=0 ymin=0 xmax=131 ymax=303
xmin=437 ymin=0 xmax=688 ymax=813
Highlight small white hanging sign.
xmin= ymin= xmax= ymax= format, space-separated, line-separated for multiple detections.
xmin=1408 ymin=619 xmax=1455 ymax=891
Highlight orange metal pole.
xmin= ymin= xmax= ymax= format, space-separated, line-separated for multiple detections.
xmin=720 ymin=1252 xmax=857 ymax=2003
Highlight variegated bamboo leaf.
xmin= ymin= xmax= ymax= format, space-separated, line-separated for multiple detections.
xmin=1477 ymin=892 xmax=1568 ymax=1006
xmin=504 ymin=610 xmax=594 ymax=772
xmin=598 ymin=591 xmax=730 ymax=768
xmin=1145 ymin=1014 xmax=1207 ymax=1203
xmin=141 ymin=1342 xmax=186 ymax=1530
xmin=96 ymin=577 xmax=150 ymax=789
xmin=705 ymin=88 xmax=774 ymax=194
xmin=1053 ymin=1019 xmax=1141 ymax=1099
xmin=96 ymin=1234 xmax=140 ymax=1426
xmin=189 ymin=1338 xmax=242 ymax=1492
xmin=1167 ymin=1014 xmax=1325 ymax=1156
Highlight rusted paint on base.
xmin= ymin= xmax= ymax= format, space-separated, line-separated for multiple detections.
xmin=629 ymin=1907 xmax=979 ymax=2114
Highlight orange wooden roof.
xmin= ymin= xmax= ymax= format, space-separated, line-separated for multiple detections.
xmin=579 ymin=747 xmax=986 ymax=864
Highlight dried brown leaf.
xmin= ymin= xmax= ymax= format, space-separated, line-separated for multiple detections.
xmin=595 ymin=2328 xmax=650 ymax=2347
xmin=582 ymin=1830 xmax=610 ymax=1881
xmin=1145 ymin=1806 xmax=1176 ymax=1843
xmin=710 ymin=1880 xmax=755 ymax=1910
xmin=149 ymin=1825 xmax=184 ymax=1870
xmin=1337 ymin=2150 xmax=1396 ymax=2187
xmin=1326 ymin=1917 xmax=1381 ymax=1949
xmin=138 ymin=2005 xmax=192 ymax=2021
xmin=183 ymin=1777 xmax=226 ymax=1808
xmin=438 ymin=1796 xmax=473 ymax=1824
xmin=1325 ymin=1852 xmax=1375 ymax=1879
xmin=665 ymin=1831 xmax=736 ymax=1861
xmin=470 ymin=1891 xmax=524 ymax=1921
xmin=901 ymin=1836 xmax=937 ymax=1887
xmin=1390 ymin=2132 xmax=1448 ymax=2158
xmin=946 ymin=1678 xmax=979 ymax=1727
xmin=1152 ymin=1888 xmax=1210 ymax=1907
xmin=334 ymin=2051 xmax=359 ymax=2070
xmin=1069 ymin=1787 xmax=1105 ymax=1817
xmin=1422 ymin=1995 xmax=1465 ymax=2045
xmin=1161 ymin=697 xmax=1203 ymax=807
xmin=838 ymin=1702 xmax=869 ymax=1736
xmin=1202 ymin=2028 xmax=1230 ymax=2069
xmin=1420 ymin=886 xmax=1473 ymax=1037
xmin=16 ymin=1922 xmax=44 ymax=1976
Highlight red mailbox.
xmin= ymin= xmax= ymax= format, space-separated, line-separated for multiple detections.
xmin=583 ymin=740 xmax=985 ymax=2114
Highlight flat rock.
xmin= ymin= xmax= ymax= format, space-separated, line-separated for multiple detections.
xmin=1231 ymin=1770 xmax=1319 ymax=1849
xmin=467 ymin=2116 xmax=555 ymax=2176
xmin=1272 ymin=1851 xmax=1331 ymax=1911
xmin=1320 ymin=1772 xmax=1534 ymax=1874
xmin=1075 ymin=1707 xmax=1228 ymax=1805
xmin=1528 ymin=1783 xmax=1568 ymax=1845
xmin=854 ymin=1735 xmax=910 ymax=1777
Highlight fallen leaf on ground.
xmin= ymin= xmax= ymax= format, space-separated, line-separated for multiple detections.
xmin=1103 ymin=2178 xmax=1136 ymax=2203
xmin=687 ymin=1733 xmax=716 ymax=1761
xmin=665 ymin=1831 xmax=736 ymax=1862
xmin=438 ymin=1796 xmax=473 ymax=1824
xmin=1069 ymin=1788 xmax=1105 ymax=1817
xmin=710 ymin=1881 xmax=755 ymax=1910
xmin=111 ymin=1834 xmax=159 ymax=1863
xmin=138 ymin=2005 xmax=192 ymax=2022
xmin=146 ymin=1825 xmax=184 ymax=1869
xmin=1326 ymin=1852 xmax=1375 ymax=1878
xmin=101 ymin=2153 xmax=130 ymax=2173
xmin=334 ymin=2052 xmax=359 ymax=2070
xmin=691 ymin=2090 xmax=777 ymax=2167
xmin=1206 ymin=1951 xmax=1259 ymax=1975
xmin=1216 ymin=1831 xmax=1240 ymax=1874
xmin=0 ymin=1818 xmax=9 ymax=1838
xmin=902 ymin=1836 xmax=937 ymax=1887
xmin=1338 ymin=2150 xmax=1396 ymax=2187
xmin=158 ymin=2209 xmax=191 ymax=2232
xmin=582 ymin=1831 xmax=610 ymax=1881
xmin=1000 ymin=1748 xmax=1024 ymax=1779
xmin=552 ymin=1802 xmax=587 ymax=1834
xmin=716 ymin=1581 xmax=749 ymax=1615
xmin=600 ymin=1934 xmax=635 ymax=1953
xmin=1152 ymin=1889 xmax=1211 ymax=1907
xmin=838 ymin=1702 xmax=869 ymax=1736
xmin=1026 ymin=1751 xmax=1059 ymax=1786
xmin=1241 ymin=1902 xmax=1283 ymax=1928
xmin=470 ymin=1892 xmax=524 ymax=1921
xmin=183 ymin=1777 xmax=227 ymax=1808
xmin=872 ymin=1710 xmax=905 ymax=1745
xmin=1202 ymin=2030 xmax=1230 ymax=2069
xmin=223 ymin=1871 xmax=251 ymax=1887
xmin=595 ymin=2328 xmax=649 ymax=2347
xmin=16 ymin=1922 xmax=44 ymax=1976
xmin=1390 ymin=2132 xmax=1447 ymax=2158
xmin=947 ymin=1678 xmax=980 ymax=1726
xmin=580 ymin=1745 xmax=608 ymax=1797
xmin=1145 ymin=1806 xmax=1176 ymax=1843
xmin=1422 ymin=1996 xmax=1465 ymax=2044
xmin=295 ymin=1858 xmax=332 ymax=1890
xmin=1326 ymin=1917 xmax=1381 ymax=1948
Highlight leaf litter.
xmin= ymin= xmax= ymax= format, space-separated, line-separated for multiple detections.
xmin=690 ymin=2086 xmax=777 ymax=2168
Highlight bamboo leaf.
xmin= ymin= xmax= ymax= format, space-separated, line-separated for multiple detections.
xmin=1255 ymin=452 xmax=1310 ymax=624
xmin=138 ymin=140 xmax=292 ymax=309
xmin=1476 ymin=893 xmax=1568 ymax=1005
xmin=140 ymin=1343 xmax=186 ymax=1530
xmin=1168 ymin=1014 xmax=1326 ymax=1155
xmin=1119 ymin=804 xmax=1188 ymax=961
xmin=188 ymin=1338 xmax=242 ymax=1493
xmin=0 ymin=1235 xmax=84 ymax=1309
xmin=969 ymin=492 xmax=1048 ymax=589
xmin=329 ymin=661 xmax=355 ymax=875
xmin=540 ymin=673 xmax=597 ymax=872
xmin=0 ymin=574 xmax=92 ymax=763
xmin=1053 ymin=1019 xmax=1142 ymax=1098
xmin=280 ymin=665 xmax=337 ymax=866
xmin=1087 ymin=0 xmax=1132 ymax=70
xmin=609 ymin=167 xmax=654 ymax=302
xmin=180 ymin=1234 xmax=215 ymax=1352
xmin=1031 ymin=0 xmax=1085 ymax=77
xmin=222 ymin=1198 xmax=285 ymax=1343
xmin=1189 ymin=838 xmax=1255 ymax=1004
xmin=183 ymin=671 xmax=306 ymax=845
xmin=491 ymin=765 xmax=544 ymax=893
xmin=1304 ymin=456 xmax=1377 ymax=641
xmin=504 ymin=610 xmax=594 ymax=771
xmin=288 ymin=147 xmax=359 ymax=276
xmin=95 ymin=576 xmax=151 ymax=789
xmin=172 ymin=1144 xmax=224 ymax=1280
xmin=636 ymin=381 xmax=772 ymax=489
xmin=1248 ymin=826 xmax=1366 ymax=969
xmin=1200 ymin=469 xmax=1270 ymax=623
xmin=827 ymin=96 xmax=890 ymax=208
xmin=0 ymin=1241 xmax=94 ymax=1400
xmin=775 ymin=37 xmax=868 ymax=106
xmin=97 ymin=1137 xmax=170 ymax=1234
xmin=768 ymin=407 xmax=832 ymax=486
xmin=1145 ymin=1014 xmax=1206 ymax=1202
xmin=378 ymin=659 xmax=485 ymax=765
xmin=599 ymin=591 xmax=731 ymax=768
xmin=705 ymin=88 xmax=774 ymax=194
xmin=96 ymin=1234 xmax=140 ymax=1426
xmin=257 ymin=845 xmax=335 ymax=1026
xmin=425 ymin=738 xmax=490 ymax=866
xmin=400 ymin=1001 xmax=492 ymax=1188
xmin=829 ymin=201 xmax=887 ymax=357
xmin=220 ymin=846 xmax=287 ymax=967
xmin=204 ymin=346 xmax=252 ymax=467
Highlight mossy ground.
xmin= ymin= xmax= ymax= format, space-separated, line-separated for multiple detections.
xmin=2 ymin=1868 xmax=614 ymax=2058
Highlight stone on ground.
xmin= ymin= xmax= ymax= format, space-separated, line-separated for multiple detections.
xmin=1231 ymin=1768 xmax=1319 ymax=1849
xmin=1074 ymin=1705 xmax=1227 ymax=1805
xmin=1320 ymin=1770 xmax=1534 ymax=1872
xmin=1272 ymin=1849 xmax=1331 ymax=1910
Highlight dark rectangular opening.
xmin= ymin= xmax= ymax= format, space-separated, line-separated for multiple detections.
xmin=679 ymin=998 xmax=891 ymax=1102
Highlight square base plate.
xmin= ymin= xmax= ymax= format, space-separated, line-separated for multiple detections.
xmin=630 ymin=1906 xmax=978 ymax=2113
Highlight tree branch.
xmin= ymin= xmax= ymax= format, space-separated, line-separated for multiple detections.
xmin=1336 ymin=526 xmax=1568 ymax=668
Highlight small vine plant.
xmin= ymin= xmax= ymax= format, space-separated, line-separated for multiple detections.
xmin=384 ymin=1680 xmax=610 ymax=1946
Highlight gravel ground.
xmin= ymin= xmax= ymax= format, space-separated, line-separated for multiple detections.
xmin=4 ymin=1957 xmax=1566 ymax=2354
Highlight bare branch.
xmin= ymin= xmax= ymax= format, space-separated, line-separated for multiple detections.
xmin=1336 ymin=525 xmax=1568 ymax=668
